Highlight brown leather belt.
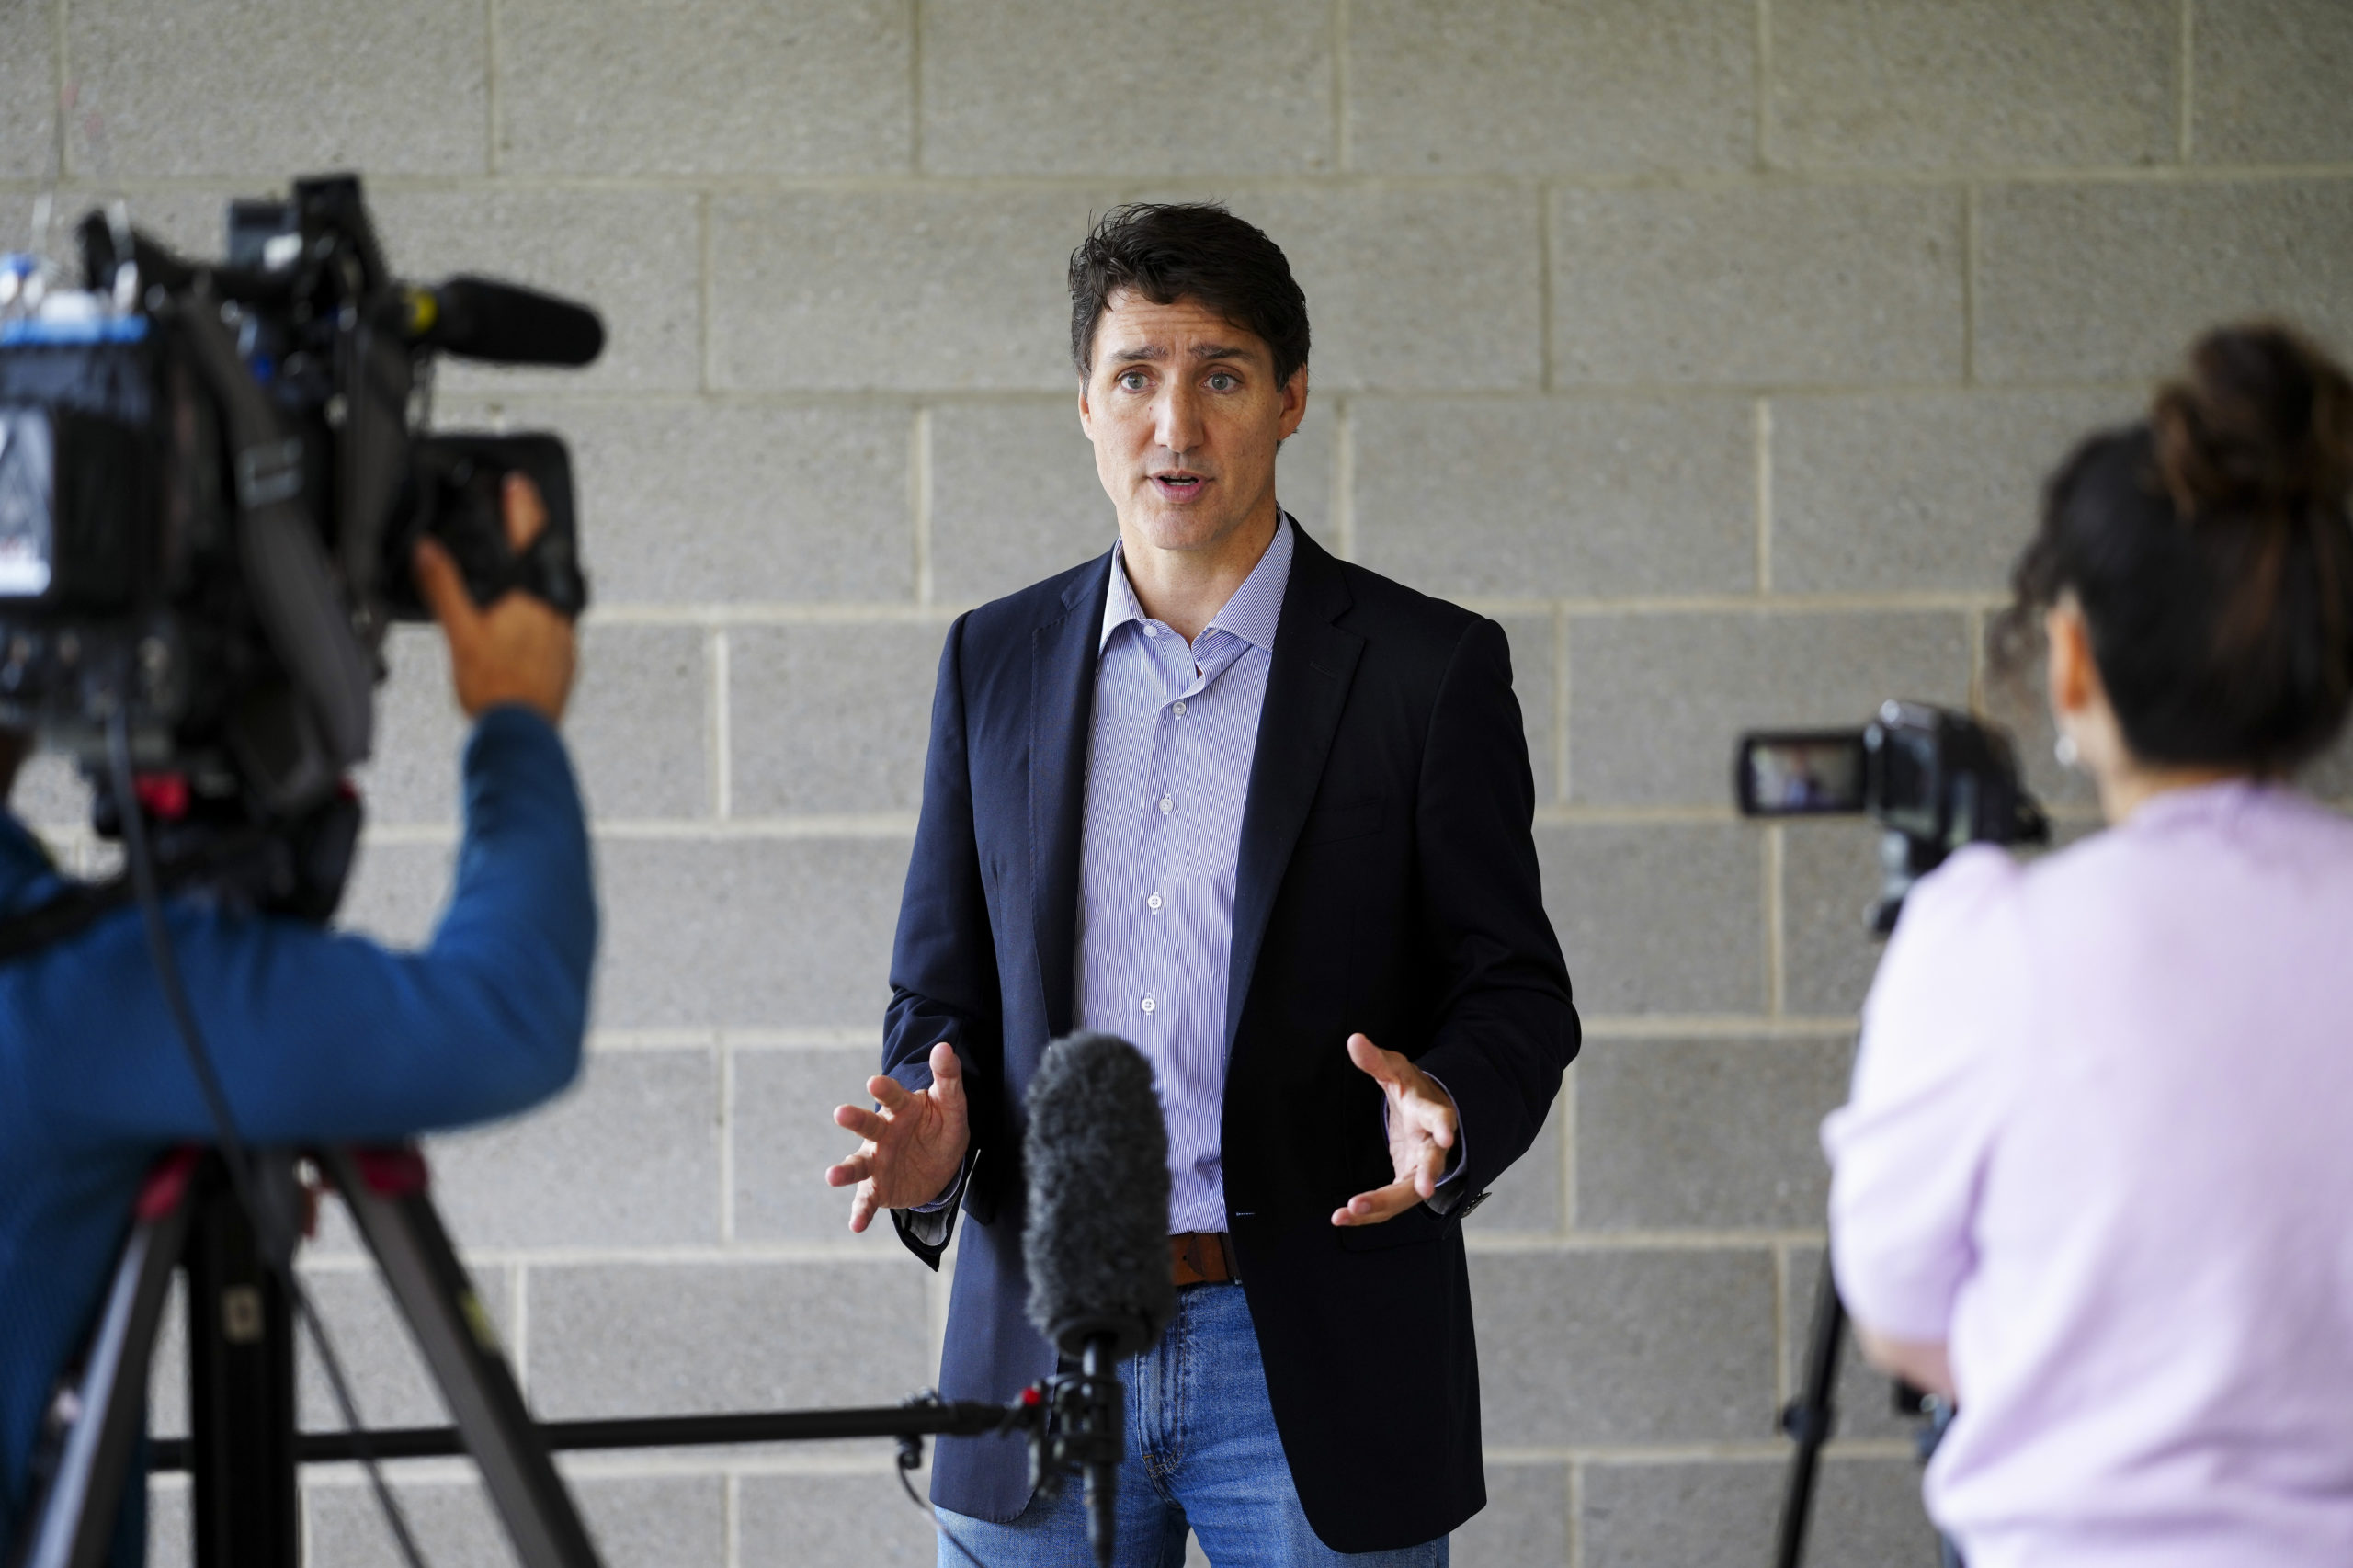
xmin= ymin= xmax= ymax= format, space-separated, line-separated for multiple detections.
xmin=1170 ymin=1231 xmax=1239 ymax=1287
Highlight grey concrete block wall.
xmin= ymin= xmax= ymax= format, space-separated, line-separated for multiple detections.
xmin=1 ymin=0 xmax=2340 ymax=1562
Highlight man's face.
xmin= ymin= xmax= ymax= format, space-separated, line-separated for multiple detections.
xmin=1078 ymin=290 xmax=1307 ymax=557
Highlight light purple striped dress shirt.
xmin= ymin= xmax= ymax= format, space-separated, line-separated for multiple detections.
xmin=1074 ymin=520 xmax=1296 ymax=1234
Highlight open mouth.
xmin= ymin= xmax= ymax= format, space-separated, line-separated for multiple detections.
xmin=1151 ymin=472 xmax=1208 ymax=500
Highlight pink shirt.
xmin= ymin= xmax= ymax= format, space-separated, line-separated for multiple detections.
xmin=1824 ymin=781 xmax=2353 ymax=1568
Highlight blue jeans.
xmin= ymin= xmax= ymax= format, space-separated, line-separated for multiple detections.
xmin=935 ymin=1282 xmax=1449 ymax=1567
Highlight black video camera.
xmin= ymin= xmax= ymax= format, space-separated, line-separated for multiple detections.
xmin=0 ymin=174 xmax=599 ymax=861
xmin=1735 ymin=699 xmax=2049 ymax=933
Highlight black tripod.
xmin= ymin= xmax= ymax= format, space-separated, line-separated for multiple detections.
xmin=1773 ymin=1253 xmax=1961 ymax=1568
xmin=12 ymin=1144 xmax=1116 ymax=1568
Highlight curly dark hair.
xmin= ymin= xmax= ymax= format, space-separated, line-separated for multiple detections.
xmin=1067 ymin=203 xmax=1310 ymax=388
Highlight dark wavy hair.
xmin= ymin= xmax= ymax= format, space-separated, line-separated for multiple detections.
xmin=1067 ymin=203 xmax=1310 ymax=388
xmin=1992 ymin=323 xmax=2353 ymax=775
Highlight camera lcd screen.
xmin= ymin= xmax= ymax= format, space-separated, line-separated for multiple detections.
xmin=1738 ymin=733 xmax=1867 ymax=816
xmin=0 ymin=408 xmax=53 ymax=598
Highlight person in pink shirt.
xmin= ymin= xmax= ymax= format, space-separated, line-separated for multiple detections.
xmin=1824 ymin=323 xmax=2353 ymax=1568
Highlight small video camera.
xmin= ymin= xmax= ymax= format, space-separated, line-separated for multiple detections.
xmin=1736 ymin=699 xmax=2049 ymax=934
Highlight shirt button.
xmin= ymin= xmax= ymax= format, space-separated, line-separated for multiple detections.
xmin=1147 ymin=892 xmax=1163 ymax=911
xmin=1159 ymin=795 xmax=1173 ymax=814
xmin=1143 ymin=624 xmax=1163 ymax=639
xmin=1140 ymin=995 xmax=1157 ymax=1015
xmin=1172 ymin=700 xmax=1187 ymax=718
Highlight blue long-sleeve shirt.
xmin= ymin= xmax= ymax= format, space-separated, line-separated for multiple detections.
xmin=0 ymin=705 xmax=597 ymax=1561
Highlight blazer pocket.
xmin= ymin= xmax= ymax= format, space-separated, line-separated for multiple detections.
xmin=1297 ymin=798 xmax=1384 ymax=848
xmin=1335 ymin=1200 xmax=1450 ymax=1253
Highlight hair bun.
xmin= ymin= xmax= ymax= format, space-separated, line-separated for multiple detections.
xmin=2154 ymin=323 xmax=2353 ymax=519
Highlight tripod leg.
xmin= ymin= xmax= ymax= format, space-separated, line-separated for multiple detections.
xmin=323 ymin=1147 xmax=605 ymax=1568
xmin=1772 ymin=1253 xmax=1847 ymax=1568
xmin=185 ymin=1161 xmax=301 ymax=1568
xmin=15 ymin=1155 xmax=195 ymax=1568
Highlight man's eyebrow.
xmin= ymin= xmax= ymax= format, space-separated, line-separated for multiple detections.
xmin=1189 ymin=342 xmax=1258 ymax=362
xmin=1111 ymin=345 xmax=1166 ymax=363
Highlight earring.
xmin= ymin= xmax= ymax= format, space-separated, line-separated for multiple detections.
xmin=2054 ymin=732 xmax=2080 ymax=770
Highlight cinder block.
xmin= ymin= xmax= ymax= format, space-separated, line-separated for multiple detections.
xmin=1451 ymin=1460 xmax=1568 ymax=1568
xmin=1771 ymin=390 xmax=2142 ymax=595
xmin=522 ymin=1258 xmax=930 ymax=1417
xmin=64 ymin=0 xmax=485 ymax=178
xmin=920 ymin=0 xmax=1332 ymax=175
xmin=369 ymin=188 xmax=703 ymax=395
xmin=728 ymin=623 xmax=941 ymax=816
xmin=1782 ymin=1244 xmax=1916 ymax=1444
xmin=336 ymin=839 xmax=459 ymax=950
xmin=593 ymin=835 xmax=911 ymax=1029
xmin=1352 ymin=396 xmax=1756 ymax=598
xmin=733 ymin=1044 xmax=913 ymax=1244
xmin=1577 ymin=1036 xmax=1851 ymax=1231
xmin=740 ymin=1471 xmax=938 ymax=1566
xmin=356 ymin=626 xmax=467 ymax=824
xmin=11 ymin=753 xmax=93 ymax=829
xmin=710 ymin=189 xmax=1116 ymax=392
xmin=291 ymin=1265 xmax=514 ymax=1429
xmin=1811 ymin=1457 xmax=1945 ymax=1568
xmin=305 ymin=1473 xmax=720 ymax=1568
xmin=1779 ymin=821 xmax=1891 ymax=1018
xmin=1552 ymin=186 xmax=1965 ymax=386
xmin=498 ymin=0 xmax=911 ymax=176
xmin=433 ymin=396 xmax=916 ymax=607
xmin=1536 ymin=823 xmax=1765 ymax=1017
xmin=426 ymin=1047 xmax=721 ymax=1249
xmin=1580 ymin=1457 xmax=1931 ymax=1568
xmin=1976 ymin=181 xmax=2353 ymax=384
xmin=2193 ymin=0 xmax=2353 ymax=165
xmin=926 ymin=397 xmax=1334 ymax=606
xmin=1471 ymin=1249 xmax=1778 ymax=1444
xmin=0 ymin=8 xmax=51 ymax=179
xmin=1769 ymin=0 xmax=2174 ymax=168
xmin=1493 ymin=612 xmax=1560 ymax=805
xmin=1568 ymin=610 xmax=1973 ymax=808
xmin=1464 ymin=1073 xmax=1564 ymax=1234
xmin=564 ymin=624 xmax=710 ymax=820
xmin=1221 ymin=187 xmax=1544 ymax=392
xmin=2302 ymin=723 xmax=2353 ymax=802
xmin=1348 ymin=0 xmax=1752 ymax=175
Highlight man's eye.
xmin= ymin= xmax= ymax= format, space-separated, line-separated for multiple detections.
xmin=1119 ymin=371 xmax=1149 ymax=392
xmin=1207 ymin=373 xmax=1237 ymax=392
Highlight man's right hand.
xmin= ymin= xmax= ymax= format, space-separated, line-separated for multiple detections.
xmin=825 ymin=1041 xmax=972 ymax=1233
xmin=414 ymin=472 xmax=577 ymax=724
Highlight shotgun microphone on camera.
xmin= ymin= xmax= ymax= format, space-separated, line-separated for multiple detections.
xmin=396 ymin=276 xmax=605 ymax=367
xmin=1024 ymin=1031 xmax=1175 ymax=1568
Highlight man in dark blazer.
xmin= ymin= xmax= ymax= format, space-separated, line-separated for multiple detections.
xmin=826 ymin=203 xmax=1578 ymax=1564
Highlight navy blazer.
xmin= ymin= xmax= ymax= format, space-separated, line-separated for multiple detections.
xmin=884 ymin=523 xmax=1578 ymax=1551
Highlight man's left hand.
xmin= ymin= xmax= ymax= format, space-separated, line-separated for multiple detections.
xmin=1333 ymin=1032 xmax=1459 ymax=1226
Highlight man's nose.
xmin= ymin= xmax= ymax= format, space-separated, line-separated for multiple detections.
xmin=1154 ymin=381 xmax=1205 ymax=457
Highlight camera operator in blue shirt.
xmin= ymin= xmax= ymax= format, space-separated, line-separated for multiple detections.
xmin=0 ymin=477 xmax=597 ymax=1563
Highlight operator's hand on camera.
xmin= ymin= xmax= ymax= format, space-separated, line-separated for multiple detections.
xmin=1333 ymin=1032 xmax=1460 ymax=1226
xmin=825 ymin=1040 xmax=972 ymax=1233
xmin=415 ymin=472 xmax=577 ymax=724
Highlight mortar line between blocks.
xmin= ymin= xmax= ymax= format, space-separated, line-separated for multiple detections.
xmin=1552 ymin=604 xmax=1571 ymax=804
xmin=1754 ymin=0 xmax=1774 ymax=172
xmin=908 ymin=0 xmax=926 ymax=175
xmin=710 ymin=629 xmax=733 ymax=819
xmin=510 ymin=1262 xmax=529 ymax=1399
xmin=725 ymin=1470 xmax=743 ymax=1568
xmin=1331 ymin=0 xmax=1350 ymax=174
xmin=483 ymin=0 xmax=500 ymax=177
xmin=719 ymin=1039 xmax=737 ymax=1244
xmin=1538 ymin=181 xmax=1557 ymax=392
xmin=913 ymin=404 xmax=935 ymax=602
xmin=1754 ymin=397 xmax=1773 ymax=593
xmin=1962 ymin=184 xmax=1980 ymax=386
xmin=1771 ymin=1242 xmax=1791 ymax=1412
xmin=2177 ymin=0 xmax=2196 ymax=164
xmin=1557 ymin=1057 xmax=1577 ymax=1233
xmin=1765 ymin=824 xmax=1787 ymax=1017
xmin=50 ymin=0 xmax=67 ymax=187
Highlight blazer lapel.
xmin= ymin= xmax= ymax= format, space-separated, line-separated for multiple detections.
xmin=1226 ymin=528 xmax=1363 ymax=1055
xmin=1030 ymin=552 xmax=1113 ymax=1040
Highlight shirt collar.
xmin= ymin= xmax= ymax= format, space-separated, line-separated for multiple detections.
xmin=1099 ymin=513 xmax=1296 ymax=655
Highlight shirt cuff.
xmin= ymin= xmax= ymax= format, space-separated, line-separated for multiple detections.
xmin=904 ymin=1149 xmax=973 ymax=1215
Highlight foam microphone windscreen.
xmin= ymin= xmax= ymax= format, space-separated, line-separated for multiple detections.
xmin=422 ymin=276 xmax=605 ymax=367
xmin=1023 ymin=1033 xmax=1176 ymax=1361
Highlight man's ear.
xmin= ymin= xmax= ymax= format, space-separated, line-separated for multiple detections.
xmin=1277 ymin=366 xmax=1309 ymax=441
xmin=1076 ymin=382 xmax=1096 ymax=441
